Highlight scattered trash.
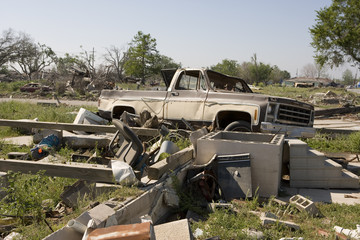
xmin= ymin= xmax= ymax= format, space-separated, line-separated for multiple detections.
xmin=242 ymin=228 xmax=264 ymax=239
xmin=30 ymin=134 xmax=60 ymax=160
xmin=155 ymin=140 xmax=179 ymax=162
xmin=66 ymin=219 xmax=87 ymax=234
xmin=110 ymin=160 xmax=137 ymax=185
xmin=3 ymin=232 xmax=23 ymax=240
xmin=193 ymin=228 xmax=204 ymax=238
xmin=334 ymin=224 xmax=360 ymax=240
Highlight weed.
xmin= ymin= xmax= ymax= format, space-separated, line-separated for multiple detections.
xmin=0 ymin=171 xmax=76 ymax=222
xmin=171 ymin=176 xmax=207 ymax=215
xmin=162 ymin=132 xmax=191 ymax=150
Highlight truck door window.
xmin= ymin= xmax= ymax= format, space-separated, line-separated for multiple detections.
xmin=176 ymin=71 xmax=202 ymax=90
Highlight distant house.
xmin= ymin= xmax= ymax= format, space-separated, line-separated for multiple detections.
xmin=282 ymin=77 xmax=336 ymax=87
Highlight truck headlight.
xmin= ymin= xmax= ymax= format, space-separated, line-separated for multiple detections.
xmin=267 ymin=103 xmax=277 ymax=115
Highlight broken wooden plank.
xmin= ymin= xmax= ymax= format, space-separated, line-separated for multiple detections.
xmin=148 ymin=147 xmax=194 ymax=180
xmin=0 ymin=159 xmax=114 ymax=182
xmin=0 ymin=119 xmax=160 ymax=136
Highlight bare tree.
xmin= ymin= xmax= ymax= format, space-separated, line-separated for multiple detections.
xmin=301 ymin=63 xmax=328 ymax=78
xmin=104 ymin=45 xmax=128 ymax=83
xmin=79 ymin=46 xmax=96 ymax=79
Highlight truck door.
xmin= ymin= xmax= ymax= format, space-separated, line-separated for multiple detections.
xmin=165 ymin=70 xmax=208 ymax=123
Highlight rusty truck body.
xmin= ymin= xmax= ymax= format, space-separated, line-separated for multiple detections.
xmin=98 ymin=68 xmax=315 ymax=137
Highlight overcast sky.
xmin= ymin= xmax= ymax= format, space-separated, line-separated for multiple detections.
xmin=1 ymin=0 xmax=357 ymax=79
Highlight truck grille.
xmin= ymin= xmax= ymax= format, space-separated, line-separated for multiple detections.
xmin=277 ymin=104 xmax=312 ymax=126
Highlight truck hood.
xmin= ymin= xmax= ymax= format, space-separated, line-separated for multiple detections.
xmin=210 ymin=91 xmax=313 ymax=109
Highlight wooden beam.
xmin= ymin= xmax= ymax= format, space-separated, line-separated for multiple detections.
xmin=0 ymin=159 xmax=114 ymax=183
xmin=148 ymin=147 xmax=194 ymax=180
xmin=0 ymin=119 xmax=160 ymax=136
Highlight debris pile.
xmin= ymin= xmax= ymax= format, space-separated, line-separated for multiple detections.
xmin=0 ymin=107 xmax=359 ymax=239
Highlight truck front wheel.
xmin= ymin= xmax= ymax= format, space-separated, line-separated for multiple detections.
xmin=224 ymin=120 xmax=251 ymax=132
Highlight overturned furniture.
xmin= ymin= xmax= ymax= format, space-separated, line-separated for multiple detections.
xmin=109 ymin=119 xmax=144 ymax=168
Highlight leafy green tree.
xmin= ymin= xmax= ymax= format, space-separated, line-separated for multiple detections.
xmin=124 ymin=31 xmax=159 ymax=81
xmin=310 ymin=0 xmax=360 ymax=68
xmin=238 ymin=62 xmax=253 ymax=83
xmin=249 ymin=54 xmax=273 ymax=84
xmin=210 ymin=59 xmax=240 ymax=76
xmin=269 ymin=65 xmax=290 ymax=84
xmin=342 ymin=69 xmax=354 ymax=85
xmin=153 ymin=54 xmax=181 ymax=72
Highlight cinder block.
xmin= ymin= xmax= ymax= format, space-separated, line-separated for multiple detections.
xmin=289 ymin=194 xmax=319 ymax=216
xmin=77 ymin=204 xmax=116 ymax=229
xmin=287 ymin=139 xmax=310 ymax=157
xmin=290 ymin=170 xmax=359 ymax=189
xmin=154 ymin=219 xmax=192 ymax=240
xmin=290 ymin=160 xmax=343 ymax=180
xmin=290 ymin=149 xmax=327 ymax=168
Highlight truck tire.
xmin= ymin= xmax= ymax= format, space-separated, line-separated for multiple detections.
xmin=224 ymin=120 xmax=251 ymax=132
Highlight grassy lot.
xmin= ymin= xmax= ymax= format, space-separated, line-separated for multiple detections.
xmin=0 ymin=171 xmax=142 ymax=239
xmin=0 ymin=101 xmax=142 ymax=239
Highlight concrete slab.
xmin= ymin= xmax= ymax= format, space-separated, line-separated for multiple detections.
xmin=63 ymin=131 xmax=111 ymax=149
xmin=279 ymin=186 xmax=360 ymax=205
xmin=3 ymin=136 xmax=33 ymax=146
xmin=154 ymin=219 xmax=192 ymax=240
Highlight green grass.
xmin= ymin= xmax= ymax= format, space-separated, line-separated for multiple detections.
xmin=0 ymin=101 xmax=97 ymax=139
xmin=190 ymin=198 xmax=360 ymax=239
xmin=0 ymin=101 xmax=83 ymax=122
xmin=0 ymin=81 xmax=28 ymax=95
xmin=304 ymin=132 xmax=360 ymax=153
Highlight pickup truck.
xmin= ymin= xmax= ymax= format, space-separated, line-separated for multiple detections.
xmin=98 ymin=68 xmax=315 ymax=137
